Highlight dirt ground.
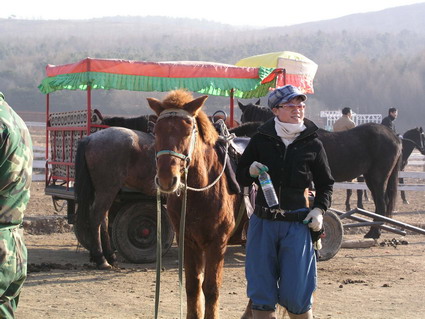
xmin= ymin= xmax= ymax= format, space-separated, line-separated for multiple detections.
xmin=15 ymin=127 xmax=425 ymax=319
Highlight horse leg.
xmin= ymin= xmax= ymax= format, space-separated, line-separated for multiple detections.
xmin=100 ymin=217 xmax=117 ymax=267
xmin=184 ymin=243 xmax=205 ymax=319
xmin=362 ymin=175 xmax=386 ymax=239
xmin=357 ymin=176 xmax=369 ymax=203
xmin=357 ymin=189 xmax=364 ymax=209
xmin=363 ymin=190 xmax=370 ymax=202
xmin=399 ymin=177 xmax=409 ymax=204
xmin=203 ymin=243 xmax=226 ymax=319
xmin=90 ymin=197 xmax=117 ymax=270
xmin=345 ymin=189 xmax=352 ymax=211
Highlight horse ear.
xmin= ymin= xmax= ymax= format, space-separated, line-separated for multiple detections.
xmin=237 ymin=100 xmax=247 ymax=112
xmin=255 ymin=99 xmax=261 ymax=105
xmin=147 ymin=98 xmax=164 ymax=116
xmin=185 ymin=95 xmax=208 ymax=115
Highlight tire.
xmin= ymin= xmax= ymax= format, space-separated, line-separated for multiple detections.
xmin=112 ymin=201 xmax=174 ymax=264
xmin=318 ymin=210 xmax=343 ymax=261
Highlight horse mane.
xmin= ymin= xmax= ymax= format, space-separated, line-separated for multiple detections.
xmin=162 ymin=89 xmax=218 ymax=146
xmin=403 ymin=127 xmax=419 ymax=139
xmin=102 ymin=114 xmax=157 ymax=132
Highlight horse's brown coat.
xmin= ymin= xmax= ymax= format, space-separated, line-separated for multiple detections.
xmin=74 ymin=127 xmax=157 ymax=269
xmin=149 ymin=90 xmax=244 ymax=319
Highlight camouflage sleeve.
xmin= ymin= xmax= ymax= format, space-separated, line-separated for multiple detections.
xmin=0 ymin=97 xmax=33 ymax=225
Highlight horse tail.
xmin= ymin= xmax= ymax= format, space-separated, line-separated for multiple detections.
xmin=74 ymin=137 xmax=95 ymax=246
xmin=386 ymin=149 xmax=402 ymax=218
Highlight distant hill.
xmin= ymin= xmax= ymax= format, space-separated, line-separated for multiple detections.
xmin=273 ymin=3 xmax=425 ymax=34
xmin=1 ymin=3 xmax=425 ymax=132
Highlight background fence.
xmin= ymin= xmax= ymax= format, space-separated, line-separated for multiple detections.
xmin=29 ymin=121 xmax=425 ymax=191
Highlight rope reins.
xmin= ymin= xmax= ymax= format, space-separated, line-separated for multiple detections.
xmin=402 ymin=136 xmax=425 ymax=154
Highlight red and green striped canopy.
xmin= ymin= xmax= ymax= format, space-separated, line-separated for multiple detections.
xmin=38 ymin=58 xmax=281 ymax=99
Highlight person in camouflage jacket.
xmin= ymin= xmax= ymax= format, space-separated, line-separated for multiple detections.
xmin=0 ymin=92 xmax=33 ymax=318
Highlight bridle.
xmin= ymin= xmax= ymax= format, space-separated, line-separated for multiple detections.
xmin=155 ymin=108 xmax=198 ymax=169
xmin=154 ymin=108 xmax=229 ymax=192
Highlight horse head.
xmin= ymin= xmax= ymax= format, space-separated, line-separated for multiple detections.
xmin=147 ymin=89 xmax=217 ymax=193
xmin=403 ymin=127 xmax=425 ymax=155
xmin=237 ymin=100 xmax=273 ymax=123
xmin=418 ymin=127 xmax=425 ymax=154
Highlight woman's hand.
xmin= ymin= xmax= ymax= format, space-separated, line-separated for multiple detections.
xmin=303 ymin=207 xmax=324 ymax=231
xmin=249 ymin=161 xmax=268 ymax=178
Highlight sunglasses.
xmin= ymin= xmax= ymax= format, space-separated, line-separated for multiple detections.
xmin=277 ymin=102 xmax=306 ymax=109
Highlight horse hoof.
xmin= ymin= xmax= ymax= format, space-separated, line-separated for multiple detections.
xmin=364 ymin=229 xmax=381 ymax=239
xmin=106 ymin=253 xmax=118 ymax=267
xmin=358 ymin=205 xmax=364 ymax=210
xmin=97 ymin=262 xmax=113 ymax=270
xmin=345 ymin=205 xmax=351 ymax=211
xmin=403 ymin=200 xmax=409 ymax=205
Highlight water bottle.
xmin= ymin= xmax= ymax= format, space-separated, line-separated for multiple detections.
xmin=258 ymin=171 xmax=279 ymax=208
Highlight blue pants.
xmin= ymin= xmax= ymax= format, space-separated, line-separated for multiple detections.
xmin=245 ymin=214 xmax=316 ymax=314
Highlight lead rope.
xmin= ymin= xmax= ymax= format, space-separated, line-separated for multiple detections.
xmin=154 ymin=169 xmax=189 ymax=319
xmin=178 ymin=167 xmax=189 ymax=318
xmin=154 ymin=188 xmax=162 ymax=319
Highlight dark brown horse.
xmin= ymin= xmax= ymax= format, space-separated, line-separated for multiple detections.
xmin=148 ymin=90 xmax=244 ymax=318
xmin=399 ymin=127 xmax=425 ymax=202
xmin=348 ymin=127 xmax=425 ymax=209
xmin=74 ymin=127 xmax=158 ymax=269
xmin=237 ymin=101 xmax=402 ymax=239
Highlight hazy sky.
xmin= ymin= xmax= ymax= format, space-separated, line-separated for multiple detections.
xmin=2 ymin=0 xmax=424 ymax=27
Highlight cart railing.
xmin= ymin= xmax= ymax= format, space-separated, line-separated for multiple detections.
xmin=45 ymin=109 xmax=106 ymax=190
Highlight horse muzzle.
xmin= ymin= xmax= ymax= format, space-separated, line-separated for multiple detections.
xmin=155 ymin=174 xmax=181 ymax=194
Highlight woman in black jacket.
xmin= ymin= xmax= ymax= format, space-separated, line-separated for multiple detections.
xmin=236 ymin=85 xmax=334 ymax=319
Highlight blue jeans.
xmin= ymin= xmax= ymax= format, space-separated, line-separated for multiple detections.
xmin=245 ymin=214 xmax=316 ymax=314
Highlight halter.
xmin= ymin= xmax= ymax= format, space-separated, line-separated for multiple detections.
xmin=155 ymin=108 xmax=198 ymax=167
xmin=155 ymin=108 xmax=230 ymax=192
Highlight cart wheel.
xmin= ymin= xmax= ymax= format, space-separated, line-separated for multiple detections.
xmin=112 ymin=201 xmax=174 ymax=264
xmin=318 ymin=210 xmax=343 ymax=261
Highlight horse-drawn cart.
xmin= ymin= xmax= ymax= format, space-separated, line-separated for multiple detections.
xmin=38 ymin=57 xmax=281 ymax=264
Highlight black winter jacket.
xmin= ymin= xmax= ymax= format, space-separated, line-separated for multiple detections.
xmin=236 ymin=117 xmax=334 ymax=211
xmin=381 ymin=115 xmax=396 ymax=133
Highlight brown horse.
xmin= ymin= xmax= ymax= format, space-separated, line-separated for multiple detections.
xmin=148 ymin=90 xmax=243 ymax=319
xmin=74 ymin=127 xmax=158 ymax=269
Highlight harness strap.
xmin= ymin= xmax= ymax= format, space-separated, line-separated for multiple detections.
xmin=402 ymin=137 xmax=425 ymax=153
xmin=156 ymin=150 xmax=188 ymax=161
